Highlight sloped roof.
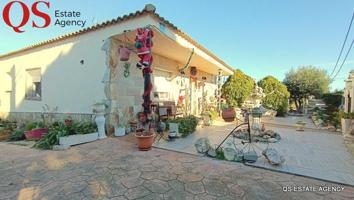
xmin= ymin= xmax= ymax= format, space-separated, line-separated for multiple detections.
xmin=0 ymin=5 xmax=233 ymax=72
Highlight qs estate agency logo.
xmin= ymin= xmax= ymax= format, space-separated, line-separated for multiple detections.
xmin=2 ymin=0 xmax=87 ymax=33
xmin=2 ymin=0 xmax=51 ymax=33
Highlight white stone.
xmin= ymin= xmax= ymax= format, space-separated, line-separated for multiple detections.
xmin=268 ymin=138 xmax=278 ymax=143
xmin=262 ymin=148 xmax=285 ymax=165
xmin=224 ymin=147 xmax=236 ymax=161
xmin=59 ymin=132 xmax=99 ymax=147
xmin=243 ymin=151 xmax=258 ymax=162
xmin=194 ymin=137 xmax=210 ymax=154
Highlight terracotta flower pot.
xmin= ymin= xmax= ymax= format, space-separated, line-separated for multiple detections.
xmin=64 ymin=119 xmax=73 ymax=126
xmin=135 ymin=132 xmax=155 ymax=151
xmin=119 ymin=47 xmax=131 ymax=61
xmin=25 ymin=128 xmax=49 ymax=140
xmin=222 ymin=108 xmax=236 ymax=122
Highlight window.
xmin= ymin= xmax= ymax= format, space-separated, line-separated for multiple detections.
xmin=153 ymin=92 xmax=169 ymax=101
xmin=25 ymin=68 xmax=41 ymax=101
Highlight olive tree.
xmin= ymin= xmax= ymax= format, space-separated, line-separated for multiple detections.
xmin=283 ymin=66 xmax=330 ymax=111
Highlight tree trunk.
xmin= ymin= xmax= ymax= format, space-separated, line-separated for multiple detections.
xmin=294 ymin=99 xmax=299 ymax=111
xmin=298 ymin=99 xmax=303 ymax=113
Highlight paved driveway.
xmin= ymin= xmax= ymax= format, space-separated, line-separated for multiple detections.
xmin=154 ymin=117 xmax=354 ymax=186
xmin=0 ymin=139 xmax=353 ymax=200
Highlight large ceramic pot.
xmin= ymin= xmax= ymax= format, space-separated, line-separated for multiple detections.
xmin=25 ymin=128 xmax=49 ymax=140
xmin=222 ymin=108 xmax=235 ymax=122
xmin=135 ymin=132 xmax=155 ymax=151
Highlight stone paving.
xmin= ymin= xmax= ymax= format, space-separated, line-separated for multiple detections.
xmin=1 ymin=139 xmax=353 ymax=200
xmin=154 ymin=117 xmax=354 ymax=186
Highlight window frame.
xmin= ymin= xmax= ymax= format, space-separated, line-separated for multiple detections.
xmin=25 ymin=68 xmax=42 ymax=101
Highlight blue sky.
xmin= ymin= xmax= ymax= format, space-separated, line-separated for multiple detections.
xmin=1 ymin=0 xmax=353 ymax=91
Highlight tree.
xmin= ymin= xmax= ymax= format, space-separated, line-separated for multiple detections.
xmin=322 ymin=90 xmax=343 ymax=109
xmin=221 ymin=69 xmax=254 ymax=107
xmin=258 ymin=76 xmax=290 ymax=114
xmin=283 ymin=66 xmax=330 ymax=111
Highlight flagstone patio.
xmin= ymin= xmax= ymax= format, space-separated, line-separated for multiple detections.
xmin=0 ymin=139 xmax=353 ymax=200
xmin=153 ymin=116 xmax=354 ymax=186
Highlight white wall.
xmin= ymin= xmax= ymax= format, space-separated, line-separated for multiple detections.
xmin=0 ymin=15 xmax=155 ymax=115
xmin=0 ymin=14 xmax=220 ymax=118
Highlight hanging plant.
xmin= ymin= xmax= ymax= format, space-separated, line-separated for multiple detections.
xmin=190 ymin=66 xmax=197 ymax=76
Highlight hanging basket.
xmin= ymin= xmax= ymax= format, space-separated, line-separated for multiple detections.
xmin=190 ymin=66 xmax=197 ymax=77
xmin=119 ymin=47 xmax=131 ymax=61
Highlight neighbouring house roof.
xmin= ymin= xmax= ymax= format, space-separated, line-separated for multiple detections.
xmin=0 ymin=4 xmax=234 ymax=73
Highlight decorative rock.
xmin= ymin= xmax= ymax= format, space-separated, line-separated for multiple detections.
xmin=262 ymin=148 xmax=285 ymax=165
xmin=207 ymin=147 xmax=216 ymax=158
xmin=243 ymin=151 xmax=258 ymax=162
xmin=263 ymin=135 xmax=270 ymax=139
xmin=234 ymin=149 xmax=244 ymax=162
xmin=268 ymin=138 xmax=277 ymax=143
xmin=264 ymin=130 xmax=276 ymax=137
xmin=224 ymin=147 xmax=236 ymax=161
xmin=194 ymin=137 xmax=211 ymax=154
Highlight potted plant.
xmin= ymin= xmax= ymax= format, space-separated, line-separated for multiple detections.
xmin=222 ymin=107 xmax=236 ymax=122
xmin=25 ymin=122 xmax=48 ymax=140
xmin=64 ymin=115 xmax=73 ymax=126
xmin=134 ymin=112 xmax=155 ymax=151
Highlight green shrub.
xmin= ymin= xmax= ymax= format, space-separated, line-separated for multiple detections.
xmin=207 ymin=110 xmax=218 ymax=121
xmin=66 ymin=122 xmax=97 ymax=135
xmin=276 ymin=101 xmax=288 ymax=117
xmin=34 ymin=121 xmax=97 ymax=150
xmin=9 ymin=130 xmax=25 ymax=141
xmin=215 ymin=148 xmax=225 ymax=160
xmin=25 ymin=122 xmax=35 ymax=131
xmin=322 ymin=92 xmax=343 ymax=108
xmin=34 ymin=123 xmax=68 ymax=150
xmin=167 ymin=115 xmax=199 ymax=137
